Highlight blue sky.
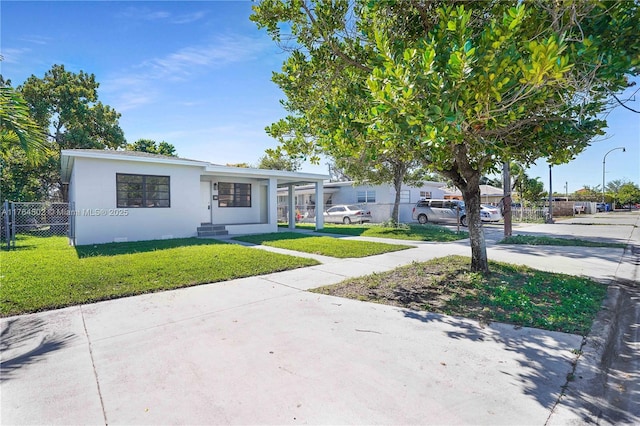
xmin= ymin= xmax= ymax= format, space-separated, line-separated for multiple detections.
xmin=1 ymin=1 xmax=639 ymax=192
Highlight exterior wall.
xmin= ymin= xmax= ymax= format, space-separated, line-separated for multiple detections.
xmin=71 ymin=157 xmax=202 ymax=245
xmin=209 ymin=177 xmax=268 ymax=225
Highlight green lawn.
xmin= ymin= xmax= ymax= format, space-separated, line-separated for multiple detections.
xmin=282 ymin=223 xmax=468 ymax=242
xmin=499 ymin=234 xmax=626 ymax=248
xmin=312 ymin=255 xmax=607 ymax=335
xmin=0 ymin=235 xmax=319 ymax=316
xmin=233 ymin=232 xmax=412 ymax=258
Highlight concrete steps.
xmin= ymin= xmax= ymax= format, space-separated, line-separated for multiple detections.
xmin=197 ymin=223 xmax=228 ymax=237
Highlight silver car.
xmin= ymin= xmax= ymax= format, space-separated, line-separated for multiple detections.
xmin=323 ymin=204 xmax=372 ymax=224
xmin=412 ymin=199 xmax=467 ymax=226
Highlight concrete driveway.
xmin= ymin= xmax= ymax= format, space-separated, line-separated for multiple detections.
xmin=2 ymin=211 xmax=638 ymax=424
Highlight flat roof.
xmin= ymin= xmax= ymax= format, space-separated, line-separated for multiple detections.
xmin=60 ymin=149 xmax=328 ymax=185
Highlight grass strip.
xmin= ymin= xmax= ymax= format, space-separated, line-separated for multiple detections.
xmin=281 ymin=223 xmax=468 ymax=242
xmin=312 ymin=255 xmax=606 ymax=335
xmin=234 ymin=232 xmax=412 ymax=258
xmin=499 ymin=234 xmax=626 ymax=248
xmin=0 ymin=235 xmax=318 ymax=317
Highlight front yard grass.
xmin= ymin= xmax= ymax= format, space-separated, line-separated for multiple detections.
xmin=500 ymin=234 xmax=626 ymax=248
xmin=312 ymin=255 xmax=606 ymax=335
xmin=233 ymin=232 xmax=412 ymax=258
xmin=0 ymin=235 xmax=319 ymax=317
xmin=283 ymin=223 xmax=468 ymax=242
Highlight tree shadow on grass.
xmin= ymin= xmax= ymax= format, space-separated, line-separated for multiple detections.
xmin=75 ymin=237 xmax=228 ymax=258
xmin=1 ymin=317 xmax=75 ymax=382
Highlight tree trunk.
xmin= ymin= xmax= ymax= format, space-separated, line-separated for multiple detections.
xmin=391 ymin=173 xmax=402 ymax=224
xmin=391 ymin=162 xmax=406 ymax=225
xmin=462 ymin=184 xmax=489 ymax=273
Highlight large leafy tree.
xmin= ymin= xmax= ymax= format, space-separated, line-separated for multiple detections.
xmin=257 ymin=148 xmax=301 ymax=171
xmin=126 ymin=139 xmax=177 ymax=157
xmin=252 ymin=0 xmax=640 ymax=272
xmin=19 ymin=64 xmax=126 ymax=200
xmin=618 ymin=182 xmax=640 ymax=207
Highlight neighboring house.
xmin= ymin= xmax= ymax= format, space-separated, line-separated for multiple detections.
xmin=61 ymin=149 xmax=328 ymax=245
xmin=442 ymin=184 xmax=504 ymax=205
xmin=277 ymin=180 xmax=450 ymax=223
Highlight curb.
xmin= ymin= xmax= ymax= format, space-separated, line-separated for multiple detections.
xmin=547 ymin=284 xmax=625 ymax=425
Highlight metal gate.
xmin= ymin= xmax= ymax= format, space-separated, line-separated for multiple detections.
xmin=2 ymin=201 xmax=72 ymax=249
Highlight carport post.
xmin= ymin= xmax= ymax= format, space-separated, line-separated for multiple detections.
xmin=288 ymin=184 xmax=296 ymax=230
xmin=315 ymin=181 xmax=324 ymax=230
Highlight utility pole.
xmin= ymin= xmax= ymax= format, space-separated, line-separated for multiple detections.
xmin=502 ymin=162 xmax=512 ymax=237
xmin=565 ymin=182 xmax=568 ymax=199
xmin=547 ymin=164 xmax=554 ymax=223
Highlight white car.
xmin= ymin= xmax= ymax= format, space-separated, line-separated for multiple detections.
xmin=323 ymin=204 xmax=372 ymax=224
xmin=480 ymin=204 xmax=502 ymax=222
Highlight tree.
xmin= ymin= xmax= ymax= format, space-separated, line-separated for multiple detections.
xmin=605 ymin=179 xmax=626 ymax=207
xmin=0 ymin=83 xmax=49 ymax=165
xmin=576 ymin=185 xmax=602 ymax=202
xmin=520 ymin=177 xmax=545 ymax=205
xmin=333 ymin=155 xmax=428 ymax=223
xmin=618 ymin=182 xmax=640 ymax=208
xmin=480 ymin=176 xmax=502 ymax=188
xmin=126 ymin=139 xmax=177 ymax=156
xmin=253 ymin=0 xmax=639 ymax=272
xmin=19 ymin=64 xmax=126 ymax=200
xmin=256 ymin=148 xmax=301 ymax=171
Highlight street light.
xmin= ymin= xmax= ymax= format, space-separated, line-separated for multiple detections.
xmin=602 ymin=147 xmax=626 ymax=203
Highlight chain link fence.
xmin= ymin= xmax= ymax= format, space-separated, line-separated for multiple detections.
xmin=2 ymin=201 xmax=71 ymax=249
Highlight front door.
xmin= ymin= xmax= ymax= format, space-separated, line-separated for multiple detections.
xmin=200 ymin=181 xmax=212 ymax=224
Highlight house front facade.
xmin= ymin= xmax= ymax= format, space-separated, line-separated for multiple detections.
xmin=61 ymin=149 xmax=328 ymax=245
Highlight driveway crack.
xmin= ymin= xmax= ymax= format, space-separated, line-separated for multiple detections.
xmin=80 ymin=306 xmax=109 ymax=426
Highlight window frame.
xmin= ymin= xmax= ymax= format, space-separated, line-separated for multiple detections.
xmin=356 ymin=190 xmax=376 ymax=203
xmin=218 ymin=182 xmax=252 ymax=208
xmin=116 ymin=173 xmax=170 ymax=208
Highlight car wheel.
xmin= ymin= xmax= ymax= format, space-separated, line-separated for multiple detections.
xmin=460 ymin=215 xmax=468 ymax=227
xmin=343 ymin=217 xmax=351 ymax=225
xmin=418 ymin=214 xmax=428 ymax=224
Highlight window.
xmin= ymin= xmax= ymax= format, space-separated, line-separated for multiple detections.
xmin=218 ymin=182 xmax=251 ymax=207
xmin=400 ymin=190 xmax=410 ymax=203
xmin=357 ymin=190 xmax=376 ymax=203
xmin=430 ymin=200 xmax=444 ymax=208
xmin=116 ymin=174 xmax=170 ymax=208
xmin=420 ymin=191 xmax=432 ymax=199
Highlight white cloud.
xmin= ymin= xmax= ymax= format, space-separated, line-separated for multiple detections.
xmin=140 ymin=36 xmax=268 ymax=80
xmin=102 ymin=34 xmax=269 ymax=111
xmin=0 ymin=47 xmax=31 ymax=64
xmin=171 ymin=11 xmax=207 ymax=24
xmin=119 ymin=7 xmax=206 ymax=24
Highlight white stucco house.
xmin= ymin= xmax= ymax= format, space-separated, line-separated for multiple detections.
xmin=61 ymin=149 xmax=328 ymax=245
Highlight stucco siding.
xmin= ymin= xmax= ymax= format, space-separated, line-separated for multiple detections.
xmin=209 ymin=177 xmax=268 ymax=225
xmin=71 ymin=157 xmax=202 ymax=245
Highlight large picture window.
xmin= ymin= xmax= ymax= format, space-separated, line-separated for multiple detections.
xmin=116 ymin=174 xmax=170 ymax=208
xmin=218 ymin=182 xmax=251 ymax=207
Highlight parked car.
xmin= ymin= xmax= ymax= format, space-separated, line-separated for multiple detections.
xmin=596 ymin=203 xmax=606 ymax=212
xmin=480 ymin=204 xmax=502 ymax=222
xmin=412 ymin=199 xmax=467 ymax=226
xmin=323 ymin=204 xmax=372 ymax=224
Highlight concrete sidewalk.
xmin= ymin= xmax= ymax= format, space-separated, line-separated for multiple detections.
xmin=1 ymin=213 xmax=638 ymax=425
